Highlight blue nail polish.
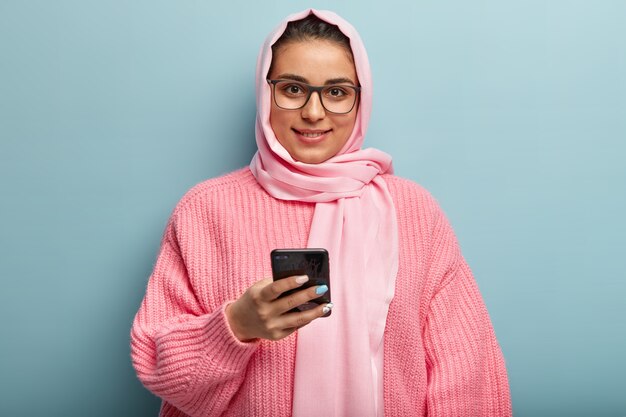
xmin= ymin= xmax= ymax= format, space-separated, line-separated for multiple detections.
xmin=315 ymin=285 xmax=328 ymax=295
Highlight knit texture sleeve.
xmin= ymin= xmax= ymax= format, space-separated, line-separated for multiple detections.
xmin=423 ymin=212 xmax=512 ymax=416
xmin=130 ymin=214 xmax=258 ymax=417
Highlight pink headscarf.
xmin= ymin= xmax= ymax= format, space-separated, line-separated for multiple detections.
xmin=249 ymin=9 xmax=398 ymax=416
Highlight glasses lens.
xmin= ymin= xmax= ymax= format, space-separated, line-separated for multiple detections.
xmin=273 ymin=81 xmax=309 ymax=110
xmin=273 ymin=81 xmax=357 ymax=114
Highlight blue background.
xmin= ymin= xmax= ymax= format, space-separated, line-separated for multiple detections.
xmin=1 ymin=1 xmax=624 ymax=416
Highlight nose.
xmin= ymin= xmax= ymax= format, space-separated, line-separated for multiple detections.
xmin=301 ymin=91 xmax=326 ymax=121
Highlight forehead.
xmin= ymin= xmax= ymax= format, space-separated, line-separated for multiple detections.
xmin=269 ymin=39 xmax=357 ymax=84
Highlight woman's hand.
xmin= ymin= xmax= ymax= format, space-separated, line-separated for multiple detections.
xmin=225 ymin=275 xmax=332 ymax=342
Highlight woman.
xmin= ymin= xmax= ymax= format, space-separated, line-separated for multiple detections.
xmin=131 ymin=9 xmax=512 ymax=417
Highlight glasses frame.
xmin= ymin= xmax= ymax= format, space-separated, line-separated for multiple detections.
xmin=267 ymin=79 xmax=361 ymax=115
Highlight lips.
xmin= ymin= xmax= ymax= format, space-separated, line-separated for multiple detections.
xmin=292 ymin=128 xmax=332 ymax=143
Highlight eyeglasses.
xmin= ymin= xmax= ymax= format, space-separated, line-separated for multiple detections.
xmin=267 ymin=79 xmax=361 ymax=114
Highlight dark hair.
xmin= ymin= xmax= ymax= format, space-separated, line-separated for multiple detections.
xmin=269 ymin=14 xmax=353 ymax=76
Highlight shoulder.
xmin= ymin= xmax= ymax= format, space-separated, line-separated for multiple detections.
xmin=383 ymin=174 xmax=465 ymax=287
xmin=171 ymin=167 xmax=261 ymax=217
xmin=382 ymin=173 xmax=445 ymax=219
xmin=382 ymin=173 xmax=430 ymax=196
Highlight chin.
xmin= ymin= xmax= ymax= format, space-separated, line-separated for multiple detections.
xmin=293 ymin=152 xmax=332 ymax=164
xmin=296 ymin=156 xmax=327 ymax=164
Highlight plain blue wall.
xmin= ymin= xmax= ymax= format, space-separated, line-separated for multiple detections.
xmin=1 ymin=1 xmax=624 ymax=416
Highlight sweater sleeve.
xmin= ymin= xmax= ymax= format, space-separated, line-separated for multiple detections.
xmin=423 ymin=212 xmax=512 ymax=416
xmin=130 ymin=215 xmax=258 ymax=417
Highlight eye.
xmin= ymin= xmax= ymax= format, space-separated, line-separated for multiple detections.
xmin=280 ymin=82 xmax=307 ymax=96
xmin=288 ymin=85 xmax=302 ymax=94
xmin=325 ymin=86 xmax=351 ymax=99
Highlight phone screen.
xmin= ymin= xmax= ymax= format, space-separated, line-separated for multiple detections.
xmin=271 ymin=248 xmax=331 ymax=315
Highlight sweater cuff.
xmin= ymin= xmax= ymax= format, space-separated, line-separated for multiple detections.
xmin=193 ymin=302 xmax=259 ymax=378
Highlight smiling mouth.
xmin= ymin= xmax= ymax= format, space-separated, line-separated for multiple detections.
xmin=293 ymin=128 xmax=332 ymax=140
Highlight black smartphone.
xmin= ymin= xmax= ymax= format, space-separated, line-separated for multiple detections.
xmin=270 ymin=248 xmax=331 ymax=316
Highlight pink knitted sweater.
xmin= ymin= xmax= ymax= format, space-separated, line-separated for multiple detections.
xmin=131 ymin=168 xmax=512 ymax=417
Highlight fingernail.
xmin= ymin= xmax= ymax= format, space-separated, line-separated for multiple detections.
xmin=322 ymin=303 xmax=334 ymax=314
xmin=295 ymin=275 xmax=309 ymax=284
xmin=315 ymin=285 xmax=328 ymax=295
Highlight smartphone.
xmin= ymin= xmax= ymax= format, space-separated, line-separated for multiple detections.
xmin=270 ymin=248 xmax=331 ymax=316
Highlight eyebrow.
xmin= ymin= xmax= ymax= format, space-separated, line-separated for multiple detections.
xmin=275 ymin=73 xmax=357 ymax=86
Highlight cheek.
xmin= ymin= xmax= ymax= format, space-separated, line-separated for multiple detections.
xmin=337 ymin=114 xmax=358 ymax=142
xmin=345 ymin=113 xmax=358 ymax=130
xmin=269 ymin=106 xmax=287 ymax=139
xmin=269 ymin=105 xmax=278 ymax=132
xmin=269 ymin=107 xmax=298 ymax=155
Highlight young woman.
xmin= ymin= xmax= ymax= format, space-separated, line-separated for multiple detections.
xmin=131 ymin=9 xmax=512 ymax=417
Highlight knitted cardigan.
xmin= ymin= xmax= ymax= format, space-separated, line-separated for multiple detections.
xmin=130 ymin=168 xmax=512 ymax=417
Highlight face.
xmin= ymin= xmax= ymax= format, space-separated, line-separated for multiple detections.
xmin=268 ymin=39 xmax=358 ymax=164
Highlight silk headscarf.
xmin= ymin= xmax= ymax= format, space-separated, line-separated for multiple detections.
xmin=249 ymin=9 xmax=399 ymax=417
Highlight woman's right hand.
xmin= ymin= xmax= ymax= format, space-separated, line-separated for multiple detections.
xmin=225 ymin=275 xmax=332 ymax=342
